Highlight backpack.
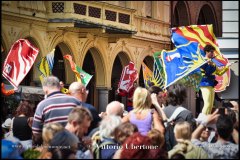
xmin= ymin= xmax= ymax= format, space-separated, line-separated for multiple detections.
xmin=92 ymin=131 xmax=116 ymax=159
xmin=164 ymin=107 xmax=186 ymax=151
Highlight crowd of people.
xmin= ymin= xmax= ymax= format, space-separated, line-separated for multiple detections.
xmin=1 ymin=75 xmax=239 ymax=159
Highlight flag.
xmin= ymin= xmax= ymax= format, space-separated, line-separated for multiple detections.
xmin=178 ymin=71 xmax=203 ymax=91
xmin=2 ymin=39 xmax=39 ymax=89
xmin=171 ymin=24 xmax=230 ymax=92
xmin=142 ymin=62 xmax=153 ymax=88
xmin=64 ymin=55 xmax=93 ymax=86
xmin=153 ymin=51 xmax=166 ymax=90
xmin=118 ymin=61 xmax=138 ymax=93
xmin=161 ymin=42 xmax=206 ymax=89
xmin=37 ymin=49 xmax=55 ymax=82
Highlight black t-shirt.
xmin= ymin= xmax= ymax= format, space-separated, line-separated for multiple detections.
xmin=13 ymin=117 xmax=32 ymax=140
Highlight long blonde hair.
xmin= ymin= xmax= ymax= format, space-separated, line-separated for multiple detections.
xmin=132 ymin=87 xmax=152 ymax=113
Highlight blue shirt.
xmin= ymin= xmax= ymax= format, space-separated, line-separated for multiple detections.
xmin=200 ymin=62 xmax=216 ymax=87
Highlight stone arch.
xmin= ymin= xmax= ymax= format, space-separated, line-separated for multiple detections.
xmin=197 ymin=4 xmax=219 ymax=36
xmin=52 ymin=42 xmax=75 ymax=84
xmin=111 ymin=51 xmax=131 ymax=69
xmin=80 ymin=39 xmax=107 ymax=88
xmin=81 ymin=46 xmax=107 ymax=112
xmin=137 ymin=47 xmax=154 ymax=72
xmin=19 ymin=29 xmax=46 ymax=56
xmin=173 ymin=1 xmax=190 ymax=27
xmin=109 ymin=51 xmax=131 ymax=108
xmin=111 ymin=41 xmax=134 ymax=67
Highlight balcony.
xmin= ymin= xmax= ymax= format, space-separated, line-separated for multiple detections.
xmin=46 ymin=1 xmax=137 ymax=34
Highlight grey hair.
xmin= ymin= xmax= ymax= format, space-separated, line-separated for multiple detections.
xmin=69 ymin=81 xmax=85 ymax=94
xmin=99 ymin=115 xmax=122 ymax=140
xmin=42 ymin=76 xmax=60 ymax=89
xmin=106 ymin=101 xmax=124 ymax=116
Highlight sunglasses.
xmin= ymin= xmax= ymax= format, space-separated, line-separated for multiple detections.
xmin=205 ymin=127 xmax=214 ymax=131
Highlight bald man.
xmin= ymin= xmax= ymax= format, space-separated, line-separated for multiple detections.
xmin=69 ymin=82 xmax=101 ymax=134
xmin=106 ymin=101 xmax=125 ymax=117
xmin=88 ymin=101 xmax=127 ymax=138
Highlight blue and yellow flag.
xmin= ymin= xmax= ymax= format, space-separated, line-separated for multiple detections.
xmin=161 ymin=42 xmax=206 ymax=89
xmin=171 ymin=24 xmax=230 ymax=92
xmin=37 ymin=49 xmax=55 ymax=82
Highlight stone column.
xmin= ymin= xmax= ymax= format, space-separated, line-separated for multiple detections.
xmin=97 ymin=87 xmax=109 ymax=113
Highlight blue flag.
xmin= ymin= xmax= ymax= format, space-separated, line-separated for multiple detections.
xmin=161 ymin=42 xmax=207 ymax=89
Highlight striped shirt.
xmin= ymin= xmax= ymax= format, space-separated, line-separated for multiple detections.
xmin=32 ymin=91 xmax=81 ymax=134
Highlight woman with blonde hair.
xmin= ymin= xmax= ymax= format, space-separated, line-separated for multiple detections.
xmin=168 ymin=121 xmax=208 ymax=159
xmin=37 ymin=123 xmax=64 ymax=158
xmin=122 ymin=87 xmax=164 ymax=135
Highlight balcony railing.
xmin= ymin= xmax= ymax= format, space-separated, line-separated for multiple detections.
xmin=47 ymin=1 xmax=136 ymax=33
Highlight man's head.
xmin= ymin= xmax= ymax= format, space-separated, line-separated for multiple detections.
xmin=69 ymin=82 xmax=88 ymax=102
xmin=216 ymin=115 xmax=234 ymax=140
xmin=167 ymin=83 xmax=186 ymax=106
xmin=204 ymin=44 xmax=215 ymax=59
xmin=106 ymin=101 xmax=124 ymax=117
xmin=148 ymin=86 xmax=167 ymax=105
xmin=42 ymin=76 xmax=61 ymax=95
xmin=66 ymin=107 xmax=93 ymax=138
xmin=200 ymin=127 xmax=214 ymax=142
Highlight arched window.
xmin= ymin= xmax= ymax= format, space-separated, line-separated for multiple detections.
xmin=173 ymin=1 xmax=189 ymax=27
xmin=82 ymin=51 xmax=95 ymax=105
xmin=197 ymin=4 xmax=218 ymax=36
xmin=52 ymin=46 xmax=65 ymax=82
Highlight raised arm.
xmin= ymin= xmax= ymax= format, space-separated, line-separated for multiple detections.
xmin=151 ymin=93 xmax=168 ymax=121
xmin=192 ymin=109 xmax=219 ymax=140
xmin=152 ymin=110 xmax=165 ymax=134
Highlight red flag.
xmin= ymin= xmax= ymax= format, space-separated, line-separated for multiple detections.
xmin=2 ymin=39 xmax=39 ymax=89
xmin=118 ymin=61 xmax=138 ymax=94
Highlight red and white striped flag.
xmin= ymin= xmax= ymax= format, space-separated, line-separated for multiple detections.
xmin=2 ymin=39 xmax=39 ymax=89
